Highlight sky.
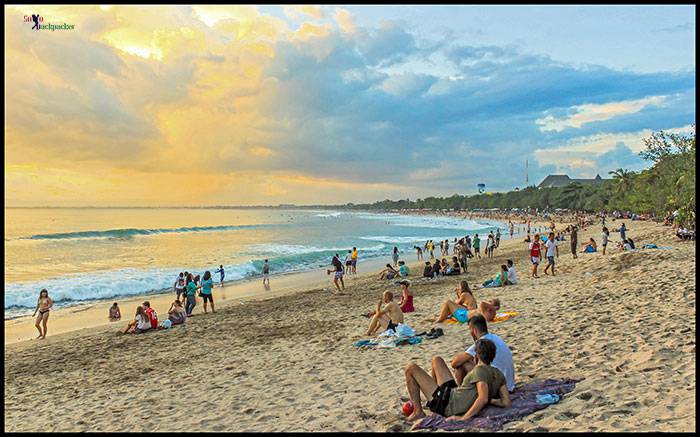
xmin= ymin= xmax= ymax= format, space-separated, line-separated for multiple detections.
xmin=4 ymin=5 xmax=696 ymax=206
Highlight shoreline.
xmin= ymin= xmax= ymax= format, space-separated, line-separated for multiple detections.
xmin=5 ymin=213 xmax=510 ymax=344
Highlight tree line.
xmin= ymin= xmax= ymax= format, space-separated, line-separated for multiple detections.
xmin=341 ymin=126 xmax=696 ymax=228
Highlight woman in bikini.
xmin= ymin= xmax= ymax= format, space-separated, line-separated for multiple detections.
xmin=435 ymin=281 xmax=477 ymax=323
xmin=32 ymin=289 xmax=53 ymax=339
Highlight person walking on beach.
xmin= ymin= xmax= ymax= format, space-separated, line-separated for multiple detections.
xmin=214 ymin=265 xmax=225 ymax=287
xmin=327 ymin=254 xmax=345 ymax=292
xmin=32 ymin=289 xmax=53 ymax=339
xmin=473 ymin=234 xmax=481 ymax=259
xmin=262 ymin=259 xmax=270 ymax=286
xmin=392 ymin=246 xmax=400 ymax=267
xmin=528 ymin=234 xmax=542 ymax=278
xmin=543 ymin=232 xmax=558 ymax=276
xmin=199 ymin=271 xmax=215 ymax=313
xmin=495 ymin=229 xmax=501 ymax=248
xmin=429 ymin=240 xmax=435 ymax=259
xmin=486 ymin=232 xmax=495 ymax=258
xmin=351 ymin=247 xmax=358 ymax=274
xmin=619 ymin=222 xmax=627 ymax=241
xmin=601 ymin=227 xmax=610 ymax=255
xmin=570 ymin=226 xmax=578 ymax=259
xmin=185 ymin=273 xmax=198 ymax=315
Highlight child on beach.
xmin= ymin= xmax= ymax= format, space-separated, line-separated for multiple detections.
xmin=109 ymin=302 xmax=121 ymax=322
xmin=32 ymin=289 xmax=53 ymax=339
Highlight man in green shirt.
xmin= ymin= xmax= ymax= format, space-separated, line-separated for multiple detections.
xmin=473 ymin=234 xmax=481 ymax=259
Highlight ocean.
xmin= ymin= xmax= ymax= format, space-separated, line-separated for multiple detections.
xmin=4 ymin=208 xmax=505 ymax=318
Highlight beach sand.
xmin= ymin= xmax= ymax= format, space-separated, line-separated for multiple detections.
xmin=4 ymin=219 xmax=695 ymax=432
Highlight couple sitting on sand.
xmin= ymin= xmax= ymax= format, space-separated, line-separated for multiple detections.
xmin=121 ymin=300 xmax=187 ymax=334
xmin=365 ymin=281 xmax=414 ymax=336
xmin=403 ymin=315 xmax=516 ymax=422
xmin=379 ymin=261 xmax=410 ymax=280
xmin=480 ymin=260 xmax=518 ymax=288
xmin=434 ymin=281 xmax=502 ymax=323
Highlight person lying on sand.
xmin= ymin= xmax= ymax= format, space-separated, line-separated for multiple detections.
xmin=379 ymin=264 xmax=399 ymax=280
xmin=435 ymin=281 xmax=477 ymax=323
xmin=365 ymin=291 xmax=404 ymax=336
xmin=449 ymin=315 xmax=516 ymax=390
xmin=403 ymin=338 xmax=511 ymax=422
xmin=478 ymin=299 xmax=501 ymax=322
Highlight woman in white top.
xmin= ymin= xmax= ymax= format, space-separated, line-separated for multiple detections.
xmin=122 ymin=306 xmax=150 ymax=334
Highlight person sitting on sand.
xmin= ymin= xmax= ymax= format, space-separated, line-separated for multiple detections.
xmin=122 ymin=306 xmax=151 ymax=334
xmin=398 ymin=260 xmax=410 ymax=277
xmin=478 ymin=299 xmax=501 ymax=322
xmin=109 ymin=302 xmax=121 ymax=322
xmin=449 ymin=315 xmax=516 ymax=390
xmin=403 ymin=338 xmax=511 ymax=422
xmin=423 ymin=261 xmax=434 ymax=278
xmin=444 ymin=256 xmax=461 ymax=276
xmin=365 ymin=291 xmax=404 ymax=336
xmin=430 ymin=259 xmax=442 ymax=278
xmin=506 ymin=260 xmax=517 ymax=285
xmin=481 ymin=265 xmax=508 ymax=288
xmin=398 ymin=280 xmax=414 ymax=313
xmin=379 ymin=263 xmax=399 ymax=280
xmin=439 ymin=258 xmax=449 ymax=276
xmin=142 ymin=301 xmax=158 ymax=329
xmin=581 ymin=238 xmax=597 ymax=253
xmin=167 ymin=300 xmax=187 ymax=326
xmin=435 ymin=281 xmax=477 ymax=323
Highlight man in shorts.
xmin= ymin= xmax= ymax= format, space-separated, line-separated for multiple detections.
xmin=543 ymin=232 xmax=558 ymax=276
xmin=344 ymin=250 xmax=353 ymax=274
xmin=327 ymin=254 xmax=345 ymax=291
xmin=473 ymin=234 xmax=481 ymax=258
xmin=570 ymin=226 xmax=578 ymax=259
xmin=528 ymin=234 xmax=542 ymax=278
xmin=365 ymin=290 xmax=404 ymax=336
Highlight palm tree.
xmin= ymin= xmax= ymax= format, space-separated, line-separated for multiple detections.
xmin=561 ymin=182 xmax=584 ymax=208
xmin=608 ymin=168 xmax=633 ymax=194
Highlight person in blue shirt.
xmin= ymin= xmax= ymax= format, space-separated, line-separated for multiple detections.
xmin=214 ymin=265 xmax=225 ymax=287
xmin=199 ymin=271 xmax=215 ymax=313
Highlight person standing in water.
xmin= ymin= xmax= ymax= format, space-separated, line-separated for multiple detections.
xmin=214 ymin=265 xmax=225 ymax=287
xmin=32 ymin=289 xmax=53 ymax=339
xmin=262 ymin=259 xmax=270 ymax=286
xmin=392 ymin=246 xmax=400 ymax=267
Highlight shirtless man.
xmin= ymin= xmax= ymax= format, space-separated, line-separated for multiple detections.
xmin=478 ymin=299 xmax=501 ymax=322
xmin=365 ymin=291 xmax=404 ymax=336
xmin=435 ymin=281 xmax=477 ymax=323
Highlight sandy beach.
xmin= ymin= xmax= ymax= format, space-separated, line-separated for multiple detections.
xmin=4 ymin=219 xmax=695 ymax=432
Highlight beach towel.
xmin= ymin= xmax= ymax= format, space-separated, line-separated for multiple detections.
xmin=412 ymin=378 xmax=581 ymax=431
xmin=353 ymin=336 xmax=423 ymax=348
xmin=444 ymin=311 xmax=518 ymax=324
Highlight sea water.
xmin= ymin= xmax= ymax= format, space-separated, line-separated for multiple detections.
xmin=4 ymin=208 xmax=505 ymax=318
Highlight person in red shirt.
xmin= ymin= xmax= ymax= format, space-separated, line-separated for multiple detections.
xmin=528 ymin=234 xmax=542 ymax=279
xmin=142 ymin=301 xmax=158 ymax=329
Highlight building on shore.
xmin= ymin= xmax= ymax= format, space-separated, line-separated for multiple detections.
xmin=538 ymin=174 xmax=606 ymax=188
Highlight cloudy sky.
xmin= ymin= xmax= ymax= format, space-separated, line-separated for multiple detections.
xmin=4 ymin=5 xmax=695 ymax=206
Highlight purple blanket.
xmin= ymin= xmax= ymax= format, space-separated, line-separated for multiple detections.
xmin=412 ymin=378 xmax=581 ymax=431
